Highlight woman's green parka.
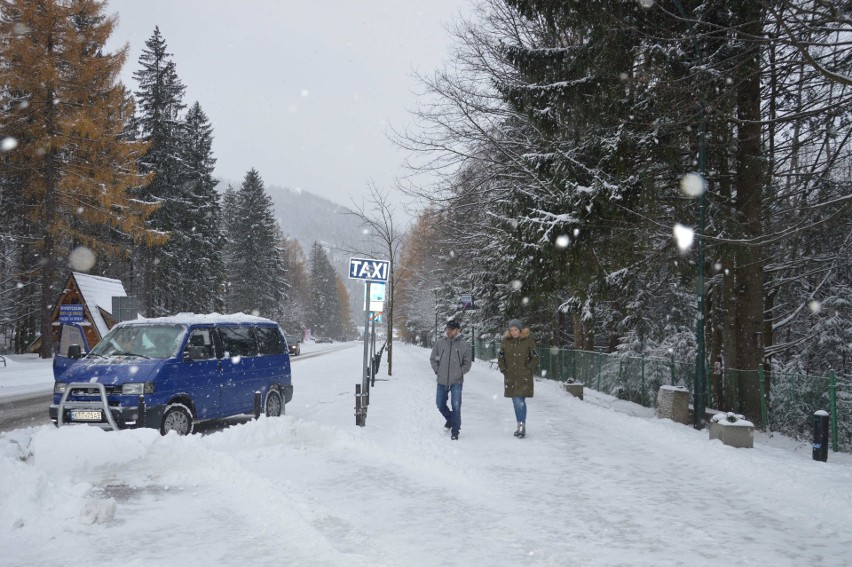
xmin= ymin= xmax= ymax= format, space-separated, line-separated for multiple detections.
xmin=498 ymin=327 xmax=538 ymax=398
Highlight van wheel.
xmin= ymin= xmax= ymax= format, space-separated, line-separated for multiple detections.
xmin=265 ymin=390 xmax=283 ymax=417
xmin=161 ymin=403 xmax=194 ymax=436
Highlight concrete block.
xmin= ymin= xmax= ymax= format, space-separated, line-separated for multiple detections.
xmin=656 ymin=385 xmax=690 ymax=425
xmin=709 ymin=412 xmax=754 ymax=448
xmin=563 ymin=382 xmax=584 ymax=400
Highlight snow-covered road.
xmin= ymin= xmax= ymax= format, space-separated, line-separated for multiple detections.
xmin=1 ymin=342 xmax=850 ymax=566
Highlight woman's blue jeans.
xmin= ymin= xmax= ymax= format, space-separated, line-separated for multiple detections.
xmin=436 ymin=383 xmax=463 ymax=434
xmin=512 ymin=397 xmax=527 ymax=423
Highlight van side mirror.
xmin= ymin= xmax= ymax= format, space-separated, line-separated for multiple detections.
xmin=68 ymin=344 xmax=82 ymax=359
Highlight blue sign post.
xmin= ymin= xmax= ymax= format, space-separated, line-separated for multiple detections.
xmin=349 ymin=258 xmax=389 ymax=426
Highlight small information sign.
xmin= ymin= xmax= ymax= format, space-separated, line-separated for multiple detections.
xmin=58 ymin=304 xmax=85 ymax=323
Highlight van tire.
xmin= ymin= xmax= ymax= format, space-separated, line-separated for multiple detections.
xmin=265 ymin=390 xmax=283 ymax=417
xmin=161 ymin=403 xmax=194 ymax=436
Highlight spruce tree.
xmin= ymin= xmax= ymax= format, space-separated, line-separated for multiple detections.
xmin=131 ymin=26 xmax=188 ymax=315
xmin=224 ymin=169 xmax=284 ymax=318
xmin=171 ymin=101 xmax=224 ymax=313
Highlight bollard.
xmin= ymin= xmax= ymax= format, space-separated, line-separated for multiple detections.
xmin=364 ymin=367 xmax=371 ymax=406
xmin=137 ymin=395 xmax=146 ymax=429
xmin=355 ymin=384 xmax=365 ymax=426
xmin=813 ymin=410 xmax=829 ymax=462
xmin=254 ymin=391 xmax=262 ymax=419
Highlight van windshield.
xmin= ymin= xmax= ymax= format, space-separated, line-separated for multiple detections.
xmin=90 ymin=324 xmax=186 ymax=359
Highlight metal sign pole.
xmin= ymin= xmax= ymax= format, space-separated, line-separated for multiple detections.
xmin=348 ymin=258 xmax=389 ymax=427
xmin=370 ymin=317 xmax=376 ymax=385
xmin=359 ymin=280 xmax=372 ymax=425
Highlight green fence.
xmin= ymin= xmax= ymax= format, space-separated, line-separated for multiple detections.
xmin=475 ymin=341 xmax=850 ymax=453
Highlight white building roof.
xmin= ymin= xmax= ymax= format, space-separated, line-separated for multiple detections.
xmin=72 ymin=272 xmax=128 ymax=337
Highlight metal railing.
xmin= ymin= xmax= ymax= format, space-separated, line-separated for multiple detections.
xmin=476 ymin=341 xmax=850 ymax=453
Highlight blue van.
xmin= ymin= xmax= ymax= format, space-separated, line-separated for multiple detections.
xmin=49 ymin=314 xmax=293 ymax=435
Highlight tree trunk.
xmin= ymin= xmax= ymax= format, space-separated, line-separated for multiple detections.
xmin=39 ymin=86 xmax=59 ymax=359
xmin=732 ymin=1 xmax=766 ymax=421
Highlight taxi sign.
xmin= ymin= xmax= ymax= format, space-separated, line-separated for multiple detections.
xmin=348 ymin=258 xmax=389 ymax=282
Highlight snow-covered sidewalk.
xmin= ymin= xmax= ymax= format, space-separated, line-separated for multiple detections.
xmin=1 ymin=342 xmax=850 ymax=566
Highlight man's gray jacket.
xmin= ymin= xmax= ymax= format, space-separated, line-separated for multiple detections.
xmin=430 ymin=334 xmax=472 ymax=387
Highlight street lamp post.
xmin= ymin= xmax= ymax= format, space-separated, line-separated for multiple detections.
xmin=433 ymin=288 xmax=439 ymax=345
xmin=671 ymin=0 xmax=707 ymax=428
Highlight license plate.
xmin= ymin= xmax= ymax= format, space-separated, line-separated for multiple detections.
xmin=71 ymin=410 xmax=103 ymax=422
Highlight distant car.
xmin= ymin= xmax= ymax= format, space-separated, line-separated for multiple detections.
xmin=315 ymin=336 xmax=333 ymax=344
xmin=286 ymin=335 xmax=301 ymax=356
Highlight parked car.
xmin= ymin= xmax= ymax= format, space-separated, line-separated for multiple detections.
xmin=50 ymin=313 xmax=293 ymax=436
xmin=315 ymin=336 xmax=333 ymax=343
xmin=286 ymin=335 xmax=301 ymax=356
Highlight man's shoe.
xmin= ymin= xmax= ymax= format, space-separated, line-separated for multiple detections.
xmin=451 ymin=432 xmax=459 ymax=440
xmin=444 ymin=420 xmax=452 ymax=430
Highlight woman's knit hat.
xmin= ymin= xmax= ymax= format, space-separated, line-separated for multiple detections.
xmin=508 ymin=319 xmax=523 ymax=330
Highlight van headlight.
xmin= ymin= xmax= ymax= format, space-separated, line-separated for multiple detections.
xmin=54 ymin=382 xmax=67 ymax=394
xmin=121 ymin=383 xmax=154 ymax=395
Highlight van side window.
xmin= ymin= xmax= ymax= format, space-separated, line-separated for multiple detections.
xmin=218 ymin=326 xmax=258 ymax=358
xmin=58 ymin=324 xmax=86 ymax=356
xmin=185 ymin=329 xmax=215 ymax=359
xmin=255 ymin=326 xmax=285 ymax=355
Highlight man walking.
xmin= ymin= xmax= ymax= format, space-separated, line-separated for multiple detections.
xmin=430 ymin=319 xmax=472 ymax=440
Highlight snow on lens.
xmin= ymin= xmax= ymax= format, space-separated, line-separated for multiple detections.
xmin=679 ymin=173 xmax=705 ymax=198
xmin=673 ymin=224 xmax=694 ymax=251
xmin=68 ymin=246 xmax=96 ymax=272
xmin=1 ymin=137 xmax=18 ymax=151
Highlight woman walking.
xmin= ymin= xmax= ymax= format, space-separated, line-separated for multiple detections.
xmin=497 ymin=319 xmax=538 ymax=438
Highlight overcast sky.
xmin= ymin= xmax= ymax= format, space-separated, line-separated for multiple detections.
xmin=103 ymin=0 xmax=468 ymax=208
